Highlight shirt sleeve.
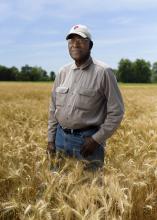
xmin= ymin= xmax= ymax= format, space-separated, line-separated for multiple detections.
xmin=92 ymin=68 xmax=125 ymax=145
xmin=47 ymin=74 xmax=60 ymax=142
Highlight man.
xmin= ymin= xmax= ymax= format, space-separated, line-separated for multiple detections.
xmin=47 ymin=24 xmax=124 ymax=171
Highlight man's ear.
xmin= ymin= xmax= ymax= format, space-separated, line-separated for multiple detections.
xmin=89 ymin=41 xmax=93 ymax=50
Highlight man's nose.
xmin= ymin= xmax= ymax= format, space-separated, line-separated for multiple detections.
xmin=72 ymin=40 xmax=80 ymax=47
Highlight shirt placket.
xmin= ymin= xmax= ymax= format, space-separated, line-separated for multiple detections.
xmin=65 ymin=69 xmax=83 ymax=123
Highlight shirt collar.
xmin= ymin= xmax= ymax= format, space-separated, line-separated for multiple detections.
xmin=71 ymin=56 xmax=93 ymax=70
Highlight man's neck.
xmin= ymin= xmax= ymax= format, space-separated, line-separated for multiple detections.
xmin=75 ymin=55 xmax=90 ymax=67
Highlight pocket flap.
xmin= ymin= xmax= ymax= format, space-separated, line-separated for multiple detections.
xmin=79 ymin=89 xmax=95 ymax=96
xmin=56 ymin=86 xmax=69 ymax=94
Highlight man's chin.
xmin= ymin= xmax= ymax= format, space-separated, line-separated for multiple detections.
xmin=71 ymin=55 xmax=82 ymax=61
xmin=71 ymin=52 xmax=81 ymax=57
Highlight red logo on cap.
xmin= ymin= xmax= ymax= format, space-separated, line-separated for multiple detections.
xmin=74 ymin=25 xmax=79 ymax=29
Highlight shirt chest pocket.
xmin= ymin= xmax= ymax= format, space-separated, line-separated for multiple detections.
xmin=56 ymin=86 xmax=69 ymax=107
xmin=76 ymin=88 xmax=97 ymax=110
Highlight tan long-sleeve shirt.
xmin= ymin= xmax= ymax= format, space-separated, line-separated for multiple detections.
xmin=48 ymin=57 xmax=124 ymax=145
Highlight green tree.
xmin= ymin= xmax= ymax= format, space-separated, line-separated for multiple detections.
xmin=39 ymin=68 xmax=49 ymax=81
xmin=10 ymin=66 xmax=19 ymax=80
xmin=20 ymin=65 xmax=32 ymax=81
xmin=151 ymin=62 xmax=157 ymax=82
xmin=118 ymin=59 xmax=134 ymax=82
xmin=50 ymin=71 xmax=56 ymax=81
xmin=118 ymin=59 xmax=152 ymax=83
xmin=31 ymin=67 xmax=43 ymax=81
xmin=133 ymin=59 xmax=151 ymax=83
xmin=0 ymin=65 xmax=8 ymax=80
xmin=19 ymin=65 xmax=49 ymax=81
xmin=0 ymin=65 xmax=19 ymax=81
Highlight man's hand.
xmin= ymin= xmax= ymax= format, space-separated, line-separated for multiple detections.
xmin=47 ymin=142 xmax=56 ymax=156
xmin=80 ymin=137 xmax=99 ymax=157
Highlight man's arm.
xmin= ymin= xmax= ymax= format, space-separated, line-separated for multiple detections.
xmin=92 ymin=68 xmax=125 ymax=145
xmin=47 ymin=75 xmax=60 ymax=154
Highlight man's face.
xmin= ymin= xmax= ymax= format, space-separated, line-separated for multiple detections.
xmin=68 ymin=35 xmax=91 ymax=63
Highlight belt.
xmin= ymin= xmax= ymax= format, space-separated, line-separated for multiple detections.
xmin=60 ymin=125 xmax=98 ymax=134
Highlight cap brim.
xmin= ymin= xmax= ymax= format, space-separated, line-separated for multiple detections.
xmin=66 ymin=32 xmax=87 ymax=40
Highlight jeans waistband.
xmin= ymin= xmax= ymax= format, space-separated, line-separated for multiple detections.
xmin=59 ymin=125 xmax=98 ymax=134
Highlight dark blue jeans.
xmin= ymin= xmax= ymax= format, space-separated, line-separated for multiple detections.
xmin=55 ymin=125 xmax=104 ymax=169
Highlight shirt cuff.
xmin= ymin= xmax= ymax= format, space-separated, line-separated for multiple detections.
xmin=48 ymin=133 xmax=55 ymax=143
xmin=92 ymin=132 xmax=106 ymax=145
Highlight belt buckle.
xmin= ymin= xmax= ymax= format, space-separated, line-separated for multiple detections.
xmin=71 ymin=129 xmax=74 ymax=134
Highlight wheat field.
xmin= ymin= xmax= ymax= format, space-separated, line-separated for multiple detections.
xmin=0 ymin=82 xmax=157 ymax=220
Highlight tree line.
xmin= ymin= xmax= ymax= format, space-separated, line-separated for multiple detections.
xmin=0 ymin=65 xmax=56 ymax=81
xmin=0 ymin=59 xmax=157 ymax=83
xmin=114 ymin=59 xmax=157 ymax=83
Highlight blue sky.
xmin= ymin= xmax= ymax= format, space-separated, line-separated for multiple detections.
xmin=0 ymin=0 xmax=157 ymax=74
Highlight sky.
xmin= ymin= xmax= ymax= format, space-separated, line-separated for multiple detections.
xmin=0 ymin=0 xmax=157 ymax=74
